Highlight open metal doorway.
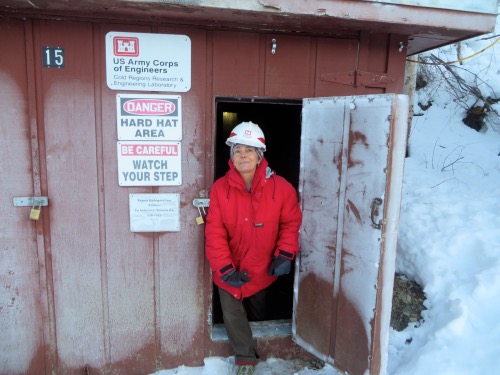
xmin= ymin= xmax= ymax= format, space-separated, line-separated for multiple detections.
xmin=211 ymin=97 xmax=302 ymax=335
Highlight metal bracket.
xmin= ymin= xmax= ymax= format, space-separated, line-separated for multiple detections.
xmin=192 ymin=198 xmax=210 ymax=208
xmin=370 ymin=197 xmax=383 ymax=230
xmin=13 ymin=196 xmax=49 ymax=207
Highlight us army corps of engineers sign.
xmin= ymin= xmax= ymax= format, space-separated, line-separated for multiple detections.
xmin=106 ymin=31 xmax=191 ymax=92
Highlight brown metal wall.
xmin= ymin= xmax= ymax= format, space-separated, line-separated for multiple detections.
xmin=0 ymin=15 xmax=407 ymax=375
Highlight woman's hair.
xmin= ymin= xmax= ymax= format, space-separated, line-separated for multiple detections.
xmin=230 ymin=143 xmax=264 ymax=160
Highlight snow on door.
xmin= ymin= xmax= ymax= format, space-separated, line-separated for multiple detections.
xmin=294 ymin=94 xmax=408 ymax=375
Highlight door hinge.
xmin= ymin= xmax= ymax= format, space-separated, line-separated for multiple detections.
xmin=320 ymin=71 xmax=356 ymax=86
xmin=356 ymin=70 xmax=396 ymax=87
xmin=320 ymin=70 xmax=396 ymax=88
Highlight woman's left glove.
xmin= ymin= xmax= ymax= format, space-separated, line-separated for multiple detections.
xmin=221 ymin=269 xmax=251 ymax=288
xmin=268 ymin=250 xmax=294 ymax=276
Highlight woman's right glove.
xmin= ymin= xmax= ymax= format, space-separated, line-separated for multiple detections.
xmin=221 ymin=269 xmax=251 ymax=288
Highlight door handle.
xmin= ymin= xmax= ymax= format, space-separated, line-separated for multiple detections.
xmin=370 ymin=197 xmax=383 ymax=230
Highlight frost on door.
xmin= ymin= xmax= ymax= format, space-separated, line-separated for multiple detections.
xmin=294 ymin=94 xmax=409 ymax=375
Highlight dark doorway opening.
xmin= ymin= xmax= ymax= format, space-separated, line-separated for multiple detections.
xmin=212 ymin=97 xmax=302 ymax=326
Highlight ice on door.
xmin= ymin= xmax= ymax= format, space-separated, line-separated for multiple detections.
xmin=294 ymin=94 xmax=408 ymax=375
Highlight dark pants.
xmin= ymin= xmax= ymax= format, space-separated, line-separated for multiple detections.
xmin=218 ymin=287 xmax=267 ymax=366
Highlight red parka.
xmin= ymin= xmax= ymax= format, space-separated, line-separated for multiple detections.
xmin=205 ymin=157 xmax=302 ymax=300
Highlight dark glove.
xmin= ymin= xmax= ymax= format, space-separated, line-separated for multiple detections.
xmin=221 ymin=269 xmax=251 ymax=288
xmin=268 ymin=255 xmax=292 ymax=277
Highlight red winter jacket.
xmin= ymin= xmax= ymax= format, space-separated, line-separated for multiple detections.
xmin=205 ymin=157 xmax=302 ymax=300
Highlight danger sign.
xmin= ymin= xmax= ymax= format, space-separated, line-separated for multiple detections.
xmin=117 ymin=94 xmax=182 ymax=141
xmin=117 ymin=141 xmax=182 ymax=186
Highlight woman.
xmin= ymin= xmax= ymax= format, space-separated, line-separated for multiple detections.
xmin=205 ymin=121 xmax=302 ymax=375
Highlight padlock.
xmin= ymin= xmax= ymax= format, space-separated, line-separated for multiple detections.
xmin=29 ymin=204 xmax=41 ymax=221
xmin=195 ymin=206 xmax=204 ymax=225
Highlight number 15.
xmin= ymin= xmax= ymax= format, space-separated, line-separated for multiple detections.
xmin=43 ymin=47 xmax=65 ymax=68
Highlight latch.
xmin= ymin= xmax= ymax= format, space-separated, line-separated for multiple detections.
xmin=13 ymin=196 xmax=48 ymax=221
xmin=192 ymin=198 xmax=210 ymax=208
xmin=13 ymin=196 xmax=49 ymax=207
xmin=192 ymin=199 xmax=210 ymax=225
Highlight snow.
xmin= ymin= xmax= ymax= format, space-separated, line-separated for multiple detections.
xmin=368 ymin=1 xmax=497 ymax=14
xmin=150 ymin=11 xmax=500 ymax=375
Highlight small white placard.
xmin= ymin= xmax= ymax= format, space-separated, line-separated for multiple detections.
xmin=117 ymin=94 xmax=182 ymax=141
xmin=129 ymin=193 xmax=180 ymax=232
xmin=117 ymin=141 xmax=182 ymax=186
xmin=106 ymin=32 xmax=191 ymax=92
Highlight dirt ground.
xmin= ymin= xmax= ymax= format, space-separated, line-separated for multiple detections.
xmin=390 ymin=273 xmax=427 ymax=331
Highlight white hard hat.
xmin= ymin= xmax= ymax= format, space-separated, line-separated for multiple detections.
xmin=226 ymin=121 xmax=266 ymax=151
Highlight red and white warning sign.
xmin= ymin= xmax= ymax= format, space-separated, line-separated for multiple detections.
xmin=106 ymin=31 xmax=191 ymax=92
xmin=117 ymin=141 xmax=182 ymax=186
xmin=117 ymin=94 xmax=182 ymax=141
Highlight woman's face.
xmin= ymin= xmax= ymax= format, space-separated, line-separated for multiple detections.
xmin=231 ymin=144 xmax=260 ymax=174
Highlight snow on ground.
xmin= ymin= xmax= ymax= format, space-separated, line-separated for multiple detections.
xmin=386 ymin=24 xmax=500 ymax=373
xmin=151 ymin=10 xmax=500 ymax=375
xmin=151 ymin=357 xmax=340 ymax=375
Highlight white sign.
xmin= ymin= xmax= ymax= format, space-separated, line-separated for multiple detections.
xmin=117 ymin=141 xmax=182 ymax=186
xmin=116 ymin=94 xmax=182 ymax=141
xmin=129 ymin=193 xmax=180 ymax=232
xmin=106 ymin=32 xmax=191 ymax=92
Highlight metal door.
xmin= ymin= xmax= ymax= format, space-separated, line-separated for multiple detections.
xmin=294 ymin=94 xmax=409 ymax=375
